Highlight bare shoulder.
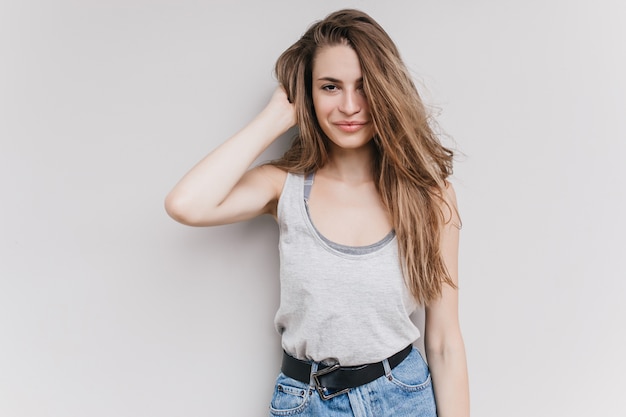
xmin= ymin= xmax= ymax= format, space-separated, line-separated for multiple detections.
xmin=439 ymin=181 xmax=461 ymax=229
xmin=443 ymin=181 xmax=458 ymax=204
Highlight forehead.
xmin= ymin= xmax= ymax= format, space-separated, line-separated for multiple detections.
xmin=312 ymin=44 xmax=362 ymax=79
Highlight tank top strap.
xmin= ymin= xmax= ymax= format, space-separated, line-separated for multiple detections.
xmin=303 ymin=172 xmax=315 ymax=202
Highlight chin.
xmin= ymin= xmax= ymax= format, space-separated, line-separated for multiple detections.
xmin=329 ymin=136 xmax=374 ymax=150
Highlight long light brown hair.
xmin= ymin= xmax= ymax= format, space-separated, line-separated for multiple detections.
xmin=271 ymin=9 xmax=457 ymax=304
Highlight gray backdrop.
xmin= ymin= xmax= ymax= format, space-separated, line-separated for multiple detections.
xmin=1 ymin=0 xmax=624 ymax=416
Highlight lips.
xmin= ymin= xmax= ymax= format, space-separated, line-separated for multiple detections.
xmin=334 ymin=121 xmax=368 ymax=133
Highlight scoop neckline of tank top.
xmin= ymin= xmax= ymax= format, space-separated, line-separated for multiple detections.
xmin=299 ymin=173 xmax=396 ymax=256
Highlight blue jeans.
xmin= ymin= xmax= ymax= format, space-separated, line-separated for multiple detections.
xmin=269 ymin=347 xmax=437 ymax=417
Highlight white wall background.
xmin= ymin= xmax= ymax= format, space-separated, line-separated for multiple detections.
xmin=1 ymin=0 xmax=624 ymax=416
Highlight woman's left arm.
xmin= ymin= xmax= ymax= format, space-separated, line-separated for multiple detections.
xmin=424 ymin=183 xmax=470 ymax=417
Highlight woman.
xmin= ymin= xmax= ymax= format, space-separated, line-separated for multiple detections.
xmin=165 ymin=9 xmax=469 ymax=417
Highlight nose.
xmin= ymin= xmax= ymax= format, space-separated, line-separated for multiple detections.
xmin=338 ymin=89 xmax=362 ymax=115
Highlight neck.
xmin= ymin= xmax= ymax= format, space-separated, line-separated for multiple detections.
xmin=323 ymin=141 xmax=376 ymax=183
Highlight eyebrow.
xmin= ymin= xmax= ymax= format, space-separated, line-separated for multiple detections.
xmin=316 ymin=76 xmax=363 ymax=83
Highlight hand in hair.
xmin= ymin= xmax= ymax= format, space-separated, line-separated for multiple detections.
xmin=265 ymin=86 xmax=297 ymax=130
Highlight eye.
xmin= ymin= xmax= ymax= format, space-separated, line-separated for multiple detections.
xmin=322 ymin=84 xmax=339 ymax=92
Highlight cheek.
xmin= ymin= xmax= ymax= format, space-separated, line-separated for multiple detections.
xmin=313 ymin=94 xmax=324 ymax=114
xmin=312 ymin=93 xmax=333 ymax=117
xmin=360 ymin=96 xmax=371 ymax=114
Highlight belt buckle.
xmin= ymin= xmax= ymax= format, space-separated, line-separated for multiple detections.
xmin=312 ymin=363 xmax=351 ymax=400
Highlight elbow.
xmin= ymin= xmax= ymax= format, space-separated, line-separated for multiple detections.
xmin=164 ymin=191 xmax=202 ymax=226
xmin=164 ymin=192 xmax=187 ymax=224
xmin=425 ymin=325 xmax=466 ymax=359
xmin=426 ymin=343 xmax=465 ymax=361
xmin=425 ymin=333 xmax=466 ymax=361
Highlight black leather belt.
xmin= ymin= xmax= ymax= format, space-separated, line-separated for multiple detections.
xmin=281 ymin=345 xmax=412 ymax=400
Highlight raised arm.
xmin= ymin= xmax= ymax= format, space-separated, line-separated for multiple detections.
xmin=424 ymin=183 xmax=470 ymax=416
xmin=164 ymin=87 xmax=295 ymax=226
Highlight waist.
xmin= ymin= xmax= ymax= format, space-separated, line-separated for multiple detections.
xmin=281 ymin=345 xmax=413 ymax=400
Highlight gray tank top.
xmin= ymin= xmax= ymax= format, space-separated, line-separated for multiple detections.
xmin=274 ymin=172 xmax=420 ymax=366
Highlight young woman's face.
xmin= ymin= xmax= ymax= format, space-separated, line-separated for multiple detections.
xmin=311 ymin=44 xmax=374 ymax=151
